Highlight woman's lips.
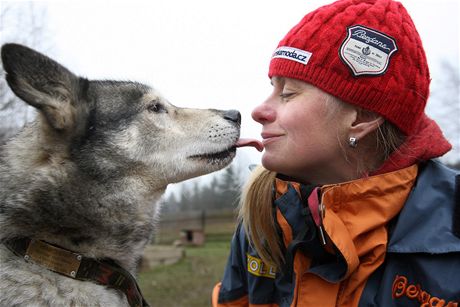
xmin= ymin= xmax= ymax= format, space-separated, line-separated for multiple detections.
xmin=234 ymin=133 xmax=284 ymax=152
xmin=261 ymin=132 xmax=283 ymax=146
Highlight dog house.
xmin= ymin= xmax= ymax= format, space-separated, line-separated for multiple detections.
xmin=180 ymin=229 xmax=205 ymax=246
xmin=178 ymin=210 xmax=206 ymax=246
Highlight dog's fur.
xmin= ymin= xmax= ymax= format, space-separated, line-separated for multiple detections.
xmin=0 ymin=43 xmax=241 ymax=306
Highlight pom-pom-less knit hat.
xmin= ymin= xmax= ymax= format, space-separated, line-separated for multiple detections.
xmin=269 ymin=0 xmax=441 ymax=137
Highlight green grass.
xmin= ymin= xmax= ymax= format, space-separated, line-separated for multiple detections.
xmin=138 ymin=233 xmax=233 ymax=307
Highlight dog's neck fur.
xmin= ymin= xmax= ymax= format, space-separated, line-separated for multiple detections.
xmin=0 ymin=126 xmax=165 ymax=272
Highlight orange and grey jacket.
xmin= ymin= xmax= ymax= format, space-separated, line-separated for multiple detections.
xmin=212 ymin=161 xmax=460 ymax=306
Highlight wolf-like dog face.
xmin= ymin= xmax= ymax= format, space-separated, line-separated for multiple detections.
xmin=0 ymin=44 xmax=256 ymax=306
xmin=1 ymin=44 xmax=241 ymax=185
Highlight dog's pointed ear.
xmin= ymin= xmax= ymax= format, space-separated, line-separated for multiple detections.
xmin=1 ymin=43 xmax=83 ymax=131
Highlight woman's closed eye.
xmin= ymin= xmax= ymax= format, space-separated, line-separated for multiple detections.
xmin=280 ymin=92 xmax=296 ymax=100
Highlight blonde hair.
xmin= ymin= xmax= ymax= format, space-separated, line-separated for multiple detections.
xmin=238 ymin=105 xmax=405 ymax=268
xmin=237 ymin=166 xmax=282 ymax=266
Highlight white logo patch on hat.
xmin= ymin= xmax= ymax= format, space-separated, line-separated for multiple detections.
xmin=339 ymin=25 xmax=398 ymax=77
xmin=272 ymin=46 xmax=312 ymax=65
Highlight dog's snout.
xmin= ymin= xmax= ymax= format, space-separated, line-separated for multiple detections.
xmin=223 ymin=110 xmax=241 ymax=124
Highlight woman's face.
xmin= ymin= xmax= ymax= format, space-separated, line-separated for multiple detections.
xmin=251 ymin=77 xmax=357 ymax=184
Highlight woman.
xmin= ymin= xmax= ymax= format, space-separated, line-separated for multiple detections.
xmin=212 ymin=0 xmax=460 ymax=306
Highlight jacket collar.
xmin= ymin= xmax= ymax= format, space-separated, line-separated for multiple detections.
xmin=387 ymin=160 xmax=460 ymax=253
xmin=274 ymin=165 xmax=418 ymax=283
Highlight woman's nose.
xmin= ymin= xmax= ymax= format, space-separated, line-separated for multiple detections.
xmin=251 ymin=100 xmax=276 ymax=124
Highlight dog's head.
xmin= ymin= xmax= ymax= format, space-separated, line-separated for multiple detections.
xmin=1 ymin=43 xmax=243 ymax=187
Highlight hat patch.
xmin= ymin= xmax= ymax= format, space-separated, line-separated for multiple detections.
xmin=272 ymin=46 xmax=312 ymax=65
xmin=339 ymin=25 xmax=398 ymax=77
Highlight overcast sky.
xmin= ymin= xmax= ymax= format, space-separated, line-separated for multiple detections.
xmin=1 ymin=0 xmax=459 ymax=167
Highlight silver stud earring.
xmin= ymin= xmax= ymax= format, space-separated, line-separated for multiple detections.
xmin=349 ymin=137 xmax=358 ymax=148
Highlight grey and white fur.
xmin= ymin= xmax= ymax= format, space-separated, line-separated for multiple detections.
xmin=0 ymin=43 xmax=241 ymax=306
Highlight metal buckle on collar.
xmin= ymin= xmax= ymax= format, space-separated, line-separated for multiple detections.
xmin=24 ymin=239 xmax=82 ymax=278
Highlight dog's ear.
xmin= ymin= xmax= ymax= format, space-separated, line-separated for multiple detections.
xmin=1 ymin=43 xmax=83 ymax=131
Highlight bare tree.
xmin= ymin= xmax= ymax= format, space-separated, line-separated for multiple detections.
xmin=0 ymin=2 xmax=51 ymax=143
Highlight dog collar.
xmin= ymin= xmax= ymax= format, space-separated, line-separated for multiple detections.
xmin=3 ymin=237 xmax=150 ymax=307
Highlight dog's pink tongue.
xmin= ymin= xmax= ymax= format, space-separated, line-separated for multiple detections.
xmin=236 ymin=138 xmax=264 ymax=152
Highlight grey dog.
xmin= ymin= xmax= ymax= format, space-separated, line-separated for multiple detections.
xmin=0 ymin=43 xmax=255 ymax=306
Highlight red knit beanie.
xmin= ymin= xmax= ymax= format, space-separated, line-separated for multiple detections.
xmin=269 ymin=0 xmax=433 ymax=136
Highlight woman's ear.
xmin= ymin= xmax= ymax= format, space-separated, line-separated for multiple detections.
xmin=349 ymin=110 xmax=385 ymax=140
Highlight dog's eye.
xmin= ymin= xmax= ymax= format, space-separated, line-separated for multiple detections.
xmin=147 ymin=101 xmax=167 ymax=113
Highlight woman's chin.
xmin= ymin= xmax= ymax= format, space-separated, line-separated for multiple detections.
xmin=261 ymin=154 xmax=282 ymax=173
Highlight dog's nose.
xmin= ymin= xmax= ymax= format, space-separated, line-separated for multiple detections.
xmin=223 ymin=109 xmax=241 ymax=124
